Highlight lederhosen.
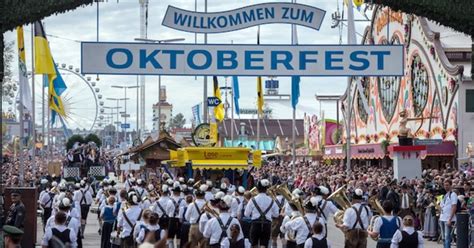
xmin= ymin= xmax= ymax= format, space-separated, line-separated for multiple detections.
xmin=317 ymin=200 xmax=328 ymax=221
xmin=296 ymin=216 xmax=326 ymax=248
xmin=239 ymin=200 xmax=251 ymax=239
xmin=180 ymin=205 xmax=190 ymax=245
xmin=249 ymin=198 xmax=273 ymax=247
xmin=345 ymin=205 xmax=369 ymax=246
xmin=155 ymin=201 xmax=169 ymax=229
xmin=226 ymin=237 xmax=245 ymax=248
xmin=311 ymin=237 xmax=328 ymax=248
xmin=167 ymin=198 xmax=183 ymax=239
xmin=271 ymin=197 xmax=285 ymax=238
xmin=142 ymin=226 xmax=162 ymax=243
xmin=209 ymin=216 xmax=234 ymax=248
xmin=43 ymin=193 xmax=55 ymax=228
xmin=64 ymin=215 xmax=82 ymax=248
xmin=398 ymin=231 xmax=419 ymax=248
xmin=49 ymin=228 xmax=72 ymax=247
xmin=121 ymin=209 xmax=142 ymax=248
xmin=79 ymin=190 xmax=90 ymax=220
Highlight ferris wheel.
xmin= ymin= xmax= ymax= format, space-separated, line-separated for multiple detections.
xmin=33 ymin=63 xmax=102 ymax=132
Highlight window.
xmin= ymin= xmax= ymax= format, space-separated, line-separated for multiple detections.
xmin=467 ymin=89 xmax=474 ymax=112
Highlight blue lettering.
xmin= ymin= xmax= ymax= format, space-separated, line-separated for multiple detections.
xmin=243 ymin=9 xmax=256 ymax=23
xmin=162 ymin=50 xmax=184 ymax=69
xmin=106 ymin=48 xmax=132 ymax=69
xmin=370 ymin=51 xmax=390 ymax=70
xmin=229 ymin=13 xmax=242 ymax=26
xmin=217 ymin=50 xmax=238 ymax=69
xmin=290 ymin=8 xmax=300 ymax=20
xmin=192 ymin=16 xmax=199 ymax=28
xmin=325 ymin=51 xmax=344 ymax=70
xmin=217 ymin=16 xmax=228 ymax=28
xmin=187 ymin=50 xmax=212 ymax=70
xmin=139 ymin=49 xmax=162 ymax=69
xmin=245 ymin=50 xmax=264 ymax=70
xmin=265 ymin=7 xmax=275 ymax=19
xmin=349 ymin=51 xmax=369 ymax=71
xmin=299 ymin=51 xmax=318 ymax=70
xmin=256 ymin=8 xmax=264 ymax=20
xmin=173 ymin=13 xmax=188 ymax=26
xmin=282 ymin=7 xmax=290 ymax=19
xmin=301 ymin=9 xmax=314 ymax=23
xmin=208 ymin=16 xmax=217 ymax=28
xmin=270 ymin=51 xmax=294 ymax=70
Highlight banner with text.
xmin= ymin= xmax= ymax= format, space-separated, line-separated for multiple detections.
xmin=81 ymin=42 xmax=404 ymax=77
xmin=162 ymin=3 xmax=326 ymax=33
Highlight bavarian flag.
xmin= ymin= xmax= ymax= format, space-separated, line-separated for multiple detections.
xmin=213 ymin=76 xmax=225 ymax=122
xmin=34 ymin=21 xmax=67 ymax=119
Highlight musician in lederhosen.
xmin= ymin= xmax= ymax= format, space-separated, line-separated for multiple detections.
xmin=244 ymin=179 xmax=279 ymax=248
xmin=336 ymin=188 xmax=372 ymax=248
xmin=117 ymin=191 xmax=143 ymax=248
xmin=271 ymin=187 xmax=286 ymax=248
xmin=153 ymin=185 xmax=171 ymax=229
xmin=185 ymin=184 xmax=208 ymax=248
xmin=280 ymin=201 xmax=301 ymax=248
xmin=203 ymin=195 xmax=244 ymax=248
xmin=284 ymin=197 xmax=327 ymax=248
xmin=231 ymin=187 xmax=245 ymax=218
xmin=73 ymin=180 xmax=93 ymax=237
xmin=238 ymin=192 xmax=252 ymax=239
xmin=314 ymin=186 xmax=339 ymax=223
xmin=166 ymin=183 xmax=186 ymax=248
xmin=40 ymin=182 xmax=56 ymax=231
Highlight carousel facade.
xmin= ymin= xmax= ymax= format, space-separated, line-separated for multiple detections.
xmin=324 ymin=6 xmax=472 ymax=168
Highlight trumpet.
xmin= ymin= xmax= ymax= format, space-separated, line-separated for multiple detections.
xmin=327 ymin=185 xmax=351 ymax=225
xmin=367 ymin=195 xmax=386 ymax=241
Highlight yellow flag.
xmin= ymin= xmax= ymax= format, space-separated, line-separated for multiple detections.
xmin=213 ymin=76 xmax=224 ymax=122
xmin=257 ymin=76 xmax=263 ymax=115
xmin=34 ymin=22 xmax=55 ymax=75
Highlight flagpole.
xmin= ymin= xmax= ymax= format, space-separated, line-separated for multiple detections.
xmin=202 ymin=0 xmax=208 ymax=123
xmin=291 ymin=21 xmax=296 ymax=168
xmin=346 ymin=0 xmax=356 ymax=173
xmin=31 ymin=25 xmax=36 ymax=175
xmin=230 ymin=84 xmax=234 ymax=145
xmin=18 ymin=29 xmax=25 ymax=186
xmin=42 ymin=75 xmax=46 ymax=166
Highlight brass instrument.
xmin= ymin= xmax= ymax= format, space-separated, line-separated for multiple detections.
xmin=327 ymin=185 xmax=351 ymax=225
xmin=193 ymin=180 xmax=202 ymax=189
xmin=267 ymin=185 xmax=277 ymax=200
xmin=51 ymin=186 xmax=59 ymax=194
xmin=275 ymin=184 xmax=305 ymax=215
xmin=367 ymin=195 xmax=387 ymax=241
xmin=250 ymin=187 xmax=258 ymax=197
xmin=202 ymin=202 xmax=219 ymax=217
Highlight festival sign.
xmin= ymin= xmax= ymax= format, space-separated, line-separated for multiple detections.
xmin=81 ymin=42 xmax=404 ymax=77
xmin=162 ymin=3 xmax=326 ymax=33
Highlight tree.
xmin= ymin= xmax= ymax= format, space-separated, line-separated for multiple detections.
xmin=2 ymin=41 xmax=17 ymax=105
xmin=170 ymin=113 xmax=186 ymax=129
xmin=85 ymin=133 xmax=102 ymax=147
xmin=66 ymin=135 xmax=85 ymax=150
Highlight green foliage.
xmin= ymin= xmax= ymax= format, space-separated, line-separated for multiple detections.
xmin=381 ymin=139 xmax=390 ymax=153
xmin=66 ymin=135 xmax=84 ymax=150
xmin=85 ymin=133 xmax=102 ymax=147
xmin=170 ymin=113 xmax=186 ymax=129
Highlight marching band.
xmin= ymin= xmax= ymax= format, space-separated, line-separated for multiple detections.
xmin=37 ymin=173 xmax=433 ymax=248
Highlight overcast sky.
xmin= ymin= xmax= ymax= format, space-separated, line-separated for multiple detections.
xmin=4 ymin=0 xmax=370 ymax=132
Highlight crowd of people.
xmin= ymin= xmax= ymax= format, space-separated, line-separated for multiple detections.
xmin=1 ymin=155 xmax=473 ymax=248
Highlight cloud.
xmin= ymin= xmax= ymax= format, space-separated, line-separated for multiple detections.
xmin=3 ymin=0 xmax=370 ymax=132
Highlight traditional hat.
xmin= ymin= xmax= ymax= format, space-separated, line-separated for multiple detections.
xmin=257 ymin=179 xmax=271 ymax=191
xmin=2 ymin=225 xmax=23 ymax=239
xmin=353 ymin=188 xmax=364 ymax=200
xmin=304 ymin=197 xmax=318 ymax=211
xmin=319 ymin=186 xmax=330 ymax=195
xmin=237 ymin=186 xmax=245 ymax=194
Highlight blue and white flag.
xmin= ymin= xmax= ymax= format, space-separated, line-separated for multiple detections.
xmin=192 ymin=103 xmax=202 ymax=125
xmin=291 ymin=23 xmax=300 ymax=110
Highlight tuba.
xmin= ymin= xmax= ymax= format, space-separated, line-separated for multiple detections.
xmin=327 ymin=185 xmax=352 ymax=225
xmin=367 ymin=195 xmax=386 ymax=241
xmin=276 ymin=184 xmax=305 ymax=215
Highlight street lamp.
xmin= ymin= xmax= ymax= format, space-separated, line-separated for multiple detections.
xmin=106 ymin=98 xmax=128 ymax=145
xmin=133 ymin=37 xmax=185 ymax=134
xmin=111 ymin=85 xmax=139 ymax=145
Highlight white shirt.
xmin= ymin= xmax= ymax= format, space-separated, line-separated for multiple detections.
xmin=96 ymin=188 xmax=104 ymax=202
xmin=73 ymin=189 xmax=93 ymax=205
xmin=117 ymin=205 xmax=142 ymax=238
xmin=40 ymin=191 xmax=55 ymax=209
xmin=203 ymin=212 xmax=243 ymax=245
xmin=185 ymin=199 xmax=206 ymax=224
xmin=136 ymin=187 xmax=149 ymax=200
xmin=205 ymin=191 xmax=214 ymax=202
xmin=314 ymin=196 xmax=339 ymax=221
xmin=304 ymin=234 xmax=332 ymax=248
xmin=42 ymin=224 xmax=77 ymax=247
xmin=199 ymin=211 xmax=215 ymax=234
xmin=220 ymin=237 xmax=251 ymax=248
xmin=440 ymin=191 xmax=457 ymax=222
xmin=280 ymin=211 xmax=301 ymax=241
xmin=46 ymin=211 xmax=80 ymax=235
xmin=231 ymin=196 xmax=243 ymax=218
xmin=390 ymin=227 xmax=424 ymax=248
xmin=372 ymin=215 xmax=402 ymax=234
xmin=244 ymin=193 xmax=279 ymax=221
xmin=136 ymin=224 xmax=165 ymax=244
xmin=401 ymin=193 xmax=410 ymax=209
xmin=153 ymin=196 xmax=170 ymax=218
xmin=165 ymin=195 xmax=186 ymax=218
xmin=285 ymin=213 xmax=326 ymax=245
xmin=342 ymin=203 xmax=372 ymax=230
